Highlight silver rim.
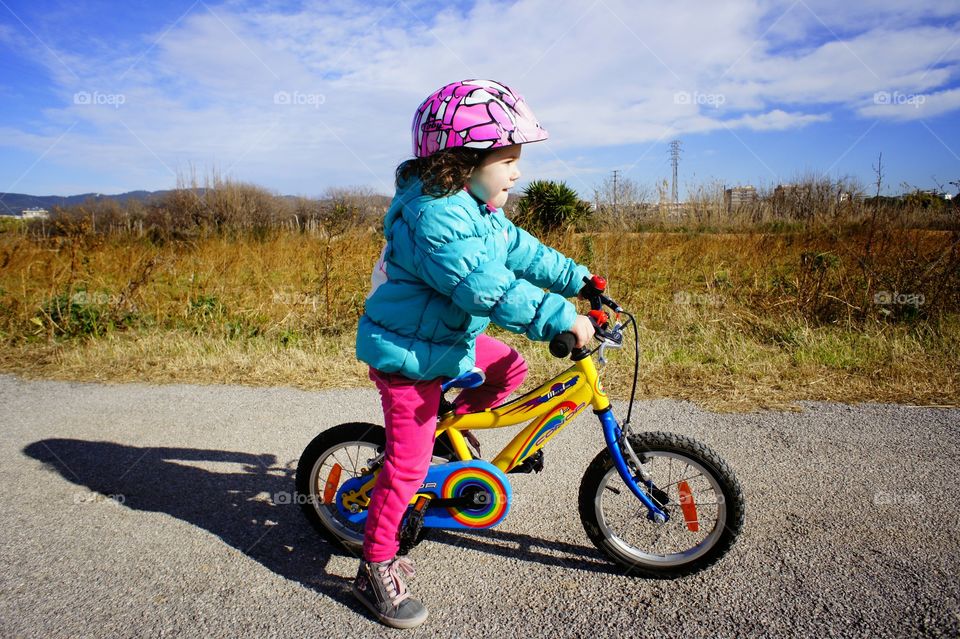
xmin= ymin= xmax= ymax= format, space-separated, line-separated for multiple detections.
xmin=594 ymin=451 xmax=727 ymax=568
xmin=308 ymin=440 xmax=381 ymax=548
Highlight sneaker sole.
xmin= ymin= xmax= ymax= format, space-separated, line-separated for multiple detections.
xmin=351 ymin=583 xmax=429 ymax=630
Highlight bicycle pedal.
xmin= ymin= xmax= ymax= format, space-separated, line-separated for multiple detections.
xmin=398 ymin=496 xmax=430 ymax=556
xmin=508 ymin=449 xmax=544 ymax=474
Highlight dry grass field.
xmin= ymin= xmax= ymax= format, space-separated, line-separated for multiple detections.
xmin=1 ymin=195 xmax=957 ymax=411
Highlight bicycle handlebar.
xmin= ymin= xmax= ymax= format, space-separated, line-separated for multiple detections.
xmin=549 ymin=276 xmax=624 ymax=359
xmin=548 ymin=279 xmax=641 ymax=428
xmin=549 ymin=332 xmax=578 ymax=358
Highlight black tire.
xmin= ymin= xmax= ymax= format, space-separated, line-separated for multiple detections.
xmin=578 ymin=431 xmax=744 ymax=578
xmin=296 ymin=422 xmax=386 ymax=554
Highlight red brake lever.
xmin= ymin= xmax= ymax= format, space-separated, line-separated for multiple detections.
xmin=588 ymin=309 xmax=609 ymax=328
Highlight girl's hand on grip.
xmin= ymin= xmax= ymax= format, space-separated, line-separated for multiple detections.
xmin=571 ymin=314 xmax=596 ymax=348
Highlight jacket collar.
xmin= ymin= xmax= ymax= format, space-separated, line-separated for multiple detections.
xmin=461 ymin=187 xmax=497 ymax=214
xmin=391 ymin=177 xmax=497 ymax=225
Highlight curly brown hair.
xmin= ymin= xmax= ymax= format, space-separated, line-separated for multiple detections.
xmin=395 ymin=147 xmax=490 ymax=197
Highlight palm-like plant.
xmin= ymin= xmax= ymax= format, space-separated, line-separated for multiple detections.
xmin=512 ymin=180 xmax=592 ymax=232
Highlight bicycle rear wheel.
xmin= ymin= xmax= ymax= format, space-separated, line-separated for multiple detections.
xmin=296 ymin=422 xmax=443 ymax=554
xmin=578 ymin=432 xmax=744 ymax=578
xmin=296 ymin=422 xmax=385 ymax=553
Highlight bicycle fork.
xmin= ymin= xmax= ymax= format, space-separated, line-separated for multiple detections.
xmin=596 ymin=407 xmax=670 ymax=523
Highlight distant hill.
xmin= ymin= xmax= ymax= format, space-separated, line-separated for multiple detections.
xmin=0 ymin=190 xmax=173 ymax=216
xmin=0 ymin=189 xmax=392 ymax=216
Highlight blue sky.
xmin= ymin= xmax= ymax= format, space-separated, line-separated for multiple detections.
xmin=1 ymin=0 xmax=959 ymax=200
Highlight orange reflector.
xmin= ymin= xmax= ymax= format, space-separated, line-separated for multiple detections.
xmin=323 ymin=464 xmax=342 ymax=504
xmin=677 ymin=480 xmax=699 ymax=532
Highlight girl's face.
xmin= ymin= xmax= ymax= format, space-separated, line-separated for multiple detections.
xmin=467 ymin=144 xmax=522 ymax=209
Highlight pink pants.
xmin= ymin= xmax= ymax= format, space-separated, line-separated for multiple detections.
xmin=362 ymin=334 xmax=527 ymax=562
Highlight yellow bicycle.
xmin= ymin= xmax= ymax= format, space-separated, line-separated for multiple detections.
xmin=296 ymin=278 xmax=744 ymax=577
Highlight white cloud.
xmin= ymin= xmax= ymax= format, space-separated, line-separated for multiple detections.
xmin=732 ymin=25 xmax=960 ymax=104
xmin=723 ymin=109 xmax=831 ymax=131
xmin=858 ymin=87 xmax=960 ymax=121
xmin=1 ymin=0 xmax=958 ymax=194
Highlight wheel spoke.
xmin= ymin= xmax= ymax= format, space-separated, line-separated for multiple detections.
xmin=328 ymin=450 xmax=348 ymax=474
xmin=352 ymin=446 xmax=360 ymax=477
xmin=657 ymin=472 xmax=705 ymax=491
xmin=649 ymin=519 xmax=670 ymax=549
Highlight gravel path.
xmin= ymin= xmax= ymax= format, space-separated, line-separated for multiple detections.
xmin=0 ymin=373 xmax=957 ymax=638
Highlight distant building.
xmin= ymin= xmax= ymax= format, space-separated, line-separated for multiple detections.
xmin=924 ymin=190 xmax=956 ymax=202
xmin=724 ymin=185 xmax=757 ymax=212
xmin=19 ymin=208 xmax=50 ymax=220
xmin=773 ymin=183 xmax=810 ymax=198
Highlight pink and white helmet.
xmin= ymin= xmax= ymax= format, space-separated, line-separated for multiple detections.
xmin=412 ymin=79 xmax=548 ymax=158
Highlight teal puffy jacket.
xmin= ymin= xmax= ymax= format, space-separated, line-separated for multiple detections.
xmin=356 ymin=177 xmax=589 ymax=380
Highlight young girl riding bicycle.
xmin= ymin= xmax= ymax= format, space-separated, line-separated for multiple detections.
xmin=353 ymin=79 xmax=595 ymax=629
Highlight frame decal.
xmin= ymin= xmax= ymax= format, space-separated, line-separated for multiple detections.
xmin=503 ymin=375 xmax=579 ymax=415
xmin=509 ymin=400 xmax=586 ymax=467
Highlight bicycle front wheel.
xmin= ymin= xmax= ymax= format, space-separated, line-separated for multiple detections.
xmin=578 ymin=432 xmax=744 ymax=578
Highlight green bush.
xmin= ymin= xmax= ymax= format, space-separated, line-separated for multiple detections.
xmin=188 ymin=295 xmax=226 ymax=321
xmin=35 ymin=290 xmax=137 ymax=338
xmin=512 ymin=180 xmax=592 ymax=232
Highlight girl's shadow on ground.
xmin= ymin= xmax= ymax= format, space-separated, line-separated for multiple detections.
xmin=23 ymin=438 xmax=618 ymax=601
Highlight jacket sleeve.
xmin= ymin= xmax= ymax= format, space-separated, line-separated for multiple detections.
xmin=411 ymin=203 xmax=577 ymax=341
xmin=502 ymin=217 xmax=591 ymax=298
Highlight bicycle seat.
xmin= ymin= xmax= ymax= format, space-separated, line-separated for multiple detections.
xmin=441 ymin=367 xmax=486 ymax=392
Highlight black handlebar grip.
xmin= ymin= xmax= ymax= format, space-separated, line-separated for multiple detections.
xmin=549 ymin=331 xmax=577 ymax=358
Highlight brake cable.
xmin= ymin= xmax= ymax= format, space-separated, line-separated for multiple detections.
xmin=619 ymin=310 xmax=640 ymax=434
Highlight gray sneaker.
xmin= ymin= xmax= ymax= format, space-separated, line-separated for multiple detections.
xmin=352 ymin=557 xmax=428 ymax=629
